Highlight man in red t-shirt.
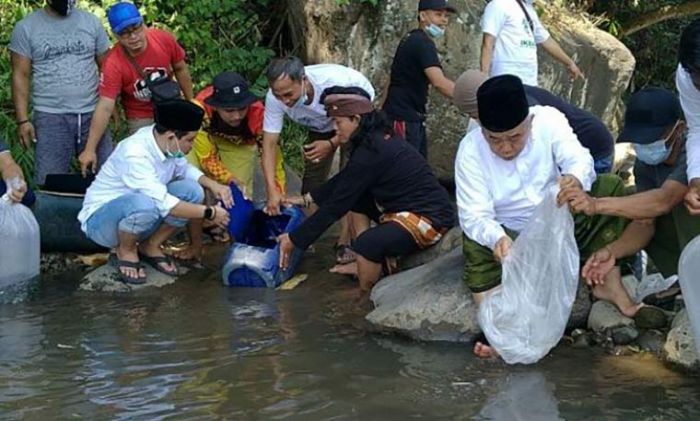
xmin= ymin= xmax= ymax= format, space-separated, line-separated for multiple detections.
xmin=79 ymin=1 xmax=194 ymax=176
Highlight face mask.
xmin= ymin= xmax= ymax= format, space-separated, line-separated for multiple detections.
xmin=522 ymin=0 xmax=535 ymax=5
xmin=49 ymin=0 xmax=77 ymax=16
xmin=165 ymin=138 xmax=185 ymax=159
xmin=425 ymin=23 xmax=445 ymax=39
xmin=634 ymin=140 xmax=672 ymax=165
xmin=294 ymin=79 xmax=308 ymax=108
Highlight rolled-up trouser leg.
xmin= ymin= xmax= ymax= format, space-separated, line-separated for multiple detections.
xmin=163 ymin=179 xmax=205 ymax=228
xmin=84 ymin=193 xmax=161 ymax=248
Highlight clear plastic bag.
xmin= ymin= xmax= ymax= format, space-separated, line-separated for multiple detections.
xmin=679 ymin=236 xmax=700 ymax=353
xmin=478 ymin=185 xmax=579 ymax=364
xmin=0 ymin=177 xmax=40 ymax=292
xmin=634 ymin=273 xmax=678 ymax=303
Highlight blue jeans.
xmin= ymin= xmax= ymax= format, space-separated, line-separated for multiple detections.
xmin=84 ymin=179 xmax=204 ymax=248
xmin=0 ymin=180 xmax=36 ymax=207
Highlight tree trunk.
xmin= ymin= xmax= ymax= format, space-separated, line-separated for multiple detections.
xmin=622 ymin=1 xmax=700 ymax=37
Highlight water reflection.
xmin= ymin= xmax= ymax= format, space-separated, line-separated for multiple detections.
xmin=477 ymin=372 xmax=562 ymax=421
xmin=1 ymin=260 xmax=700 ymax=419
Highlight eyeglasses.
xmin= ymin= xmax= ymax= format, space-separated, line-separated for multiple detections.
xmin=118 ymin=23 xmax=144 ymax=39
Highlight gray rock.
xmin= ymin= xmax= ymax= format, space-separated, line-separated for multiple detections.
xmin=567 ymin=281 xmax=593 ymax=330
xmin=295 ymin=0 xmax=635 ymax=181
xmin=398 ymin=227 xmax=462 ymax=271
xmin=587 ymin=300 xmax=634 ymax=333
xmin=80 ymin=264 xmax=189 ymax=292
xmin=611 ymin=325 xmax=639 ymax=345
xmin=366 ymin=248 xmax=480 ymax=342
xmin=664 ymin=309 xmax=700 ymax=371
xmin=637 ymin=329 xmax=666 ymax=354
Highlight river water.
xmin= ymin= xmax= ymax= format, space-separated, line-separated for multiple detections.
xmin=1 ymin=244 xmax=699 ymax=420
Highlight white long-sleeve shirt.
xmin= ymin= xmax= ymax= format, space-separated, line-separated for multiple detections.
xmin=455 ymin=105 xmax=595 ymax=250
xmin=676 ymin=64 xmax=700 ymax=181
xmin=263 ymin=64 xmax=375 ymax=134
xmin=78 ymin=125 xmax=204 ymax=231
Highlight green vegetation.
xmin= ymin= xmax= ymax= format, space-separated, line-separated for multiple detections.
xmin=2 ymin=0 xmax=699 ymax=181
xmin=0 ymin=0 xmax=306 ymax=182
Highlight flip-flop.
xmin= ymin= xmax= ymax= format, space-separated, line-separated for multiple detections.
xmin=139 ymin=253 xmax=179 ymax=277
xmin=334 ymin=244 xmax=357 ymax=264
xmin=108 ymin=253 xmax=147 ymax=285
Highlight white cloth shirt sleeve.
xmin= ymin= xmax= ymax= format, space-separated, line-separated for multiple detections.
xmin=530 ymin=5 xmax=550 ymax=44
xmin=455 ymin=138 xmax=508 ymax=250
xmin=547 ymin=109 xmax=595 ymax=190
xmin=122 ymin=154 xmax=181 ymax=217
xmin=262 ymin=89 xmax=286 ymax=134
xmin=677 ymin=65 xmax=700 ymax=181
xmin=174 ymin=159 xmax=204 ymax=183
xmin=481 ymin=1 xmax=506 ymax=37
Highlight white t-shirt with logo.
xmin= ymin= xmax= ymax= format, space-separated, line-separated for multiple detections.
xmin=481 ymin=0 xmax=550 ymax=86
xmin=263 ymin=64 xmax=375 ymax=134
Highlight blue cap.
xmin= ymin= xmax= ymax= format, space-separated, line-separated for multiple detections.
xmin=618 ymin=88 xmax=681 ymax=145
xmin=107 ymin=2 xmax=143 ymax=35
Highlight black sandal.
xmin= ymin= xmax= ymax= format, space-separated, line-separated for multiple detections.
xmin=108 ymin=253 xmax=147 ymax=285
xmin=138 ymin=253 xmax=179 ymax=277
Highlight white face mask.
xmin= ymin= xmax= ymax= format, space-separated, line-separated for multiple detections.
xmin=294 ymin=79 xmax=308 ymax=108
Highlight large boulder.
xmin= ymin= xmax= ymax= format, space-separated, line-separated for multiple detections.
xmin=366 ymin=248 xmax=480 ymax=342
xmin=664 ymin=309 xmax=700 ymax=371
xmin=294 ymin=0 xmax=635 ymax=180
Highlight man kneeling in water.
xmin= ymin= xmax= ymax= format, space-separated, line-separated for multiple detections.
xmin=278 ymin=86 xmax=454 ymax=292
xmin=455 ymin=75 xmax=641 ymax=358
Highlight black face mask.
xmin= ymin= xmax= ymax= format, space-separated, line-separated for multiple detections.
xmin=48 ymin=0 xmax=76 ymax=16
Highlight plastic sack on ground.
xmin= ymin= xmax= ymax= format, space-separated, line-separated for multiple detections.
xmin=478 ymin=185 xmax=579 ymax=364
xmin=679 ymin=236 xmax=700 ymax=354
xmin=634 ymin=273 xmax=678 ymax=303
xmin=0 ymin=178 xmax=40 ymax=298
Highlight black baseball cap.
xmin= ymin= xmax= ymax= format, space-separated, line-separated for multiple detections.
xmin=418 ymin=0 xmax=457 ymax=13
xmin=204 ymin=71 xmax=258 ymax=109
xmin=618 ymin=87 xmax=682 ymax=145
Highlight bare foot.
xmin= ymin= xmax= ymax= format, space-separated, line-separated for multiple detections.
xmin=172 ymin=243 xmax=202 ymax=262
xmin=330 ymin=262 xmax=358 ymax=276
xmin=620 ymin=302 xmax=644 ymax=318
xmin=473 ymin=341 xmax=498 ymax=359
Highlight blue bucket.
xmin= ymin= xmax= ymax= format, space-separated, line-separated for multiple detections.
xmin=222 ymin=205 xmax=306 ymax=288
xmin=226 ymin=183 xmax=255 ymax=242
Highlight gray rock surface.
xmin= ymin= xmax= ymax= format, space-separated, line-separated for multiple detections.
xmin=295 ymin=0 xmax=635 ymax=180
xmin=399 ymin=227 xmax=462 ymax=271
xmin=637 ymin=329 xmax=666 ymax=354
xmin=587 ymin=300 xmax=634 ymax=333
xmin=664 ymin=309 xmax=700 ymax=371
xmin=80 ymin=264 xmax=189 ymax=292
xmin=568 ymin=282 xmax=593 ymax=330
xmin=610 ymin=325 xmax=639 ymax=345
xmin=366 ymin=248 xmax=480 ymax=342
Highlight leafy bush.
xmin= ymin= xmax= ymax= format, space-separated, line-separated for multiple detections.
xmin=0 ymin=0 xmax=309 ymax=180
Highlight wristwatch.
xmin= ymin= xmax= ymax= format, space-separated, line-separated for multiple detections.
xmin=204 ymin=206 xmax=215 ymax=220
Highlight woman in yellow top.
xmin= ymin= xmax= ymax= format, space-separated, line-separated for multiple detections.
xmin=176 ymin=71 xmax=286 ymax=260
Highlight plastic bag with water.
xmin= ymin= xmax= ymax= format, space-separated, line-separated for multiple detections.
xmin=478 ymin=186 xmax=579 ymax=364
xmin=679 ymin=236 xmax=700 ymax=353
xmin=0 ymin=177 xmax=40 ymax=301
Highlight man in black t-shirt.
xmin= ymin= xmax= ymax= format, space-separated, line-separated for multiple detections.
xmin=454 ymin=69 xmax=615 ymax=174
xmin=561 ymin=88 xmax=700 ymax=285
xmin=382 ymin=0 xmax=457 ymax=158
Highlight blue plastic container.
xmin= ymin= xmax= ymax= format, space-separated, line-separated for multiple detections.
xmin=222 ymin=205 xmax=305 ymax=288
xmin=226 ymin=183 xmax=255 ymax=242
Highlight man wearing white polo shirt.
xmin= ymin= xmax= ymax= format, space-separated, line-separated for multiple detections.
xmin=480 ymin=0 xmax=583 ymax=86
xmin=678 ymin=19 xmax=700 ymax=215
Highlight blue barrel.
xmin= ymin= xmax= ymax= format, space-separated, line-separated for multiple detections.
xmin=222 ymin=205 xmax=305 ymax=288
